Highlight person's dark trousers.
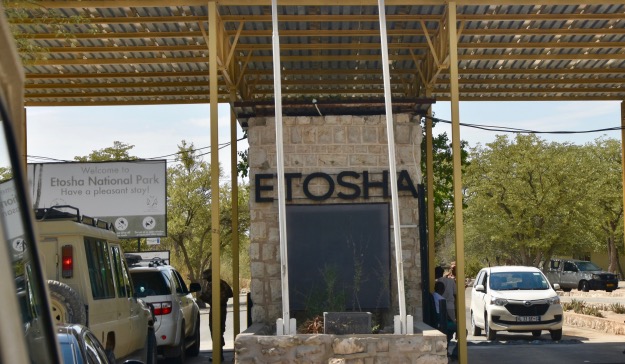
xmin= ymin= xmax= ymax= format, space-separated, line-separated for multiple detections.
xmin=209 ymin=304 xmax=228 ymax=361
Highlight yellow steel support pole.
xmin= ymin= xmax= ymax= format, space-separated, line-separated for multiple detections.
xmin=425 ymin=88 xmax=436 ymax=292
xmin=621 ymin=101 xmax=625 ymax=257
xmin=447 ymin=3 xmax=467 ymax=364
xmin=209 ymin=2 xmax=222 ymax=363
xmin=230 ymin=90 xmax=241 ymax=336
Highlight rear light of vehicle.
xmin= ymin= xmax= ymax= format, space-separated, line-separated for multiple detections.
xmin=61 ymin=245 xmax=73 ymax=278
xmin=152 ymin=302 xmax=173 ymax=315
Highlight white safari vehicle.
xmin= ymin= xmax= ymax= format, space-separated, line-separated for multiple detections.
xmin=36 ymin=205 xmax=157 ymax=363
xmin=470 ymin=266 xmax=563 ymax=341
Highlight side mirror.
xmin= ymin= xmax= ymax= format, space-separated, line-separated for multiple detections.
xmin=475 ymin=284 xmax=485 ymax=292
xmin=189 ymin=282 xmax=201 ymax=293
xmin=553 ymin=283 xmax=560 ymax=290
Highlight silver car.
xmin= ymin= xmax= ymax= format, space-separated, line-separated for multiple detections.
xmin=129 ymin=261 xmax=201 ymax=364
xmin=470 ymin=266 xmax=563 ymax=341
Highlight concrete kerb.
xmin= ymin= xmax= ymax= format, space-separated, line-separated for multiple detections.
xmin=558 ymin=281 xmax=625 ymax=336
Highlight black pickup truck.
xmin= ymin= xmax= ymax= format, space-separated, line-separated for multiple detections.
xmin=542 ymin=258 xmax=619 ymax=292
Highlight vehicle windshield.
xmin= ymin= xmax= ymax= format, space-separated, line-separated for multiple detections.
xmin=131 ymin=271 xmax=171 ymax=297
xmin=576 ymin=261 xmax=601 ymax=271
xmin=489 ymin=272 xmax=550 ymax=290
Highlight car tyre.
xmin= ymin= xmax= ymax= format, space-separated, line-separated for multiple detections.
xmin=47 ymin=280 xmax=87 ymax=325
xmin=562 ymin=288 xmax=572 ymax=292
xmin=485 ymin=314 xmax=496 ymax=341
xmin=186 ymin=314 xmax=201 ymax=357
xmin=172 ymin=324 xmax=186 ymax=364
xmin=579 ymin=280 xmax=590 ymax=292
xmin=550 ymin=328 xmax=562 ymax=341
xmin=531 ymin=330 xmax=541 ymax=338
xmin=470 ymin=312 xmax=481 ymax=336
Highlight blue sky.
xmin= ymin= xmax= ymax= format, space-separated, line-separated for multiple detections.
xmin=26 ymin=100 xmax=622 ymax=180
xmin=431 ymin=100 xmax=622 ymax=148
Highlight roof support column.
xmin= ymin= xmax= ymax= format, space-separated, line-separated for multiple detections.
xmin=208 ymin=2 xmax=222 ymax=363
xmin=377 ymin=0 xmax=411 ymax=335
xmin=230 ymin=90 xmax=240 ymax=337
xmin=447 ymin=3 xmax=467 ymax=364
xmin=425 ymin=87 xmax=435 ymax=293
xmin=621 ymin=101 xmax=625 ymax=257
xmin=271 ymin=0 xmax=294 ymax=336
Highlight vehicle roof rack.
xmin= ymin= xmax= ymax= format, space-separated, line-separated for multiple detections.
xmin=124 ymin=253 xmax=169 ymax=267
xmin=34 ymin=205 xmax=115 ymax=232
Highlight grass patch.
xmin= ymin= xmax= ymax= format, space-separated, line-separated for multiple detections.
xmin=562 ymin=299 xmax=604 ymax=318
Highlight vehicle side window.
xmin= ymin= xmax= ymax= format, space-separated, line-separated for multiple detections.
xmin=110 ymin=246 xmax=128 ymax=298
xmin=480 ymin=273 xmax=488 ymax=292
xmin=551 ymin=260 xmax=560 ymax=270
xmin=563 ymin=262 xmax=576 ymax=272
xmin=474 ymin=271 xmax=484 ymax=287
xmin=84 ymin=238 xmax=115 ymax=299
xmin=172 ymin=270 xmax=189 ymax=294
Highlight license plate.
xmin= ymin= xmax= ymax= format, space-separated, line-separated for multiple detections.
xmin=516 ymin=316 xmax=540 ymax=322
xmin=607 ymin=283 xmax=615 ymax=287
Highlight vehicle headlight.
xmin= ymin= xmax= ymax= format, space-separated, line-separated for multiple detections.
xmin=592 ymin=274 xmax=601 ymax=280
xmin=547 ymin=296 xmax=560 ymax=305
xmin=490 ymin=297 xmax=508 ymax=306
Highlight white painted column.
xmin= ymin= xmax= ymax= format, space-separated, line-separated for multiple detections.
xmin=271 ymin=0 xmax=295 ymax=335
xmin=208 ymin=2 xmax=223 ymax=363
xmin=377 ymin=0 xmax=411 ymax=334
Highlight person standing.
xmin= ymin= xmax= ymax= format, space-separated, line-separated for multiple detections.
xmin=200 ymin=269 xmax=234 ymax=362
xmin=435 ymin=265 xmax=457 ymax=324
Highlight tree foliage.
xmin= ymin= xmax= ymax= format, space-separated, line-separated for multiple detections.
xmin=74 ymin=140 xmax=250 ymax=284
xmin=74 ymin=141 xmax=137 ymax=162
xmin=161 ymin=141 xmax=250 ymax=284
xmin=464 ymin=134 xmax=599 ymax=267
xmin=3 ymin=0 xmax=91 ymax=62
xmin=584 ymin=138 xmax=624 ymax=276
xmin=421 ymin=124 xmax=470 ymax=263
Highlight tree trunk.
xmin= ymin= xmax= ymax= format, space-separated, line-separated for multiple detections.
xmin=607 ymin=235 xmax=619 ymax=274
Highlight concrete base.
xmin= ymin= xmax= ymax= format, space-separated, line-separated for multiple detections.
xmin=234 ymin=322 xmax=448 ymax=363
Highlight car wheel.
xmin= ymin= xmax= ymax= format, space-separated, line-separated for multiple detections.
xmin=580 ymin=280 xmax=590 ymax=292
xmin=531 ymin=330 xmax=541 ymax=338
xmin=550 ymin=328 xmax=562 ymax=341
xmin=47 ymin=280 xmax=87 ymax=325
xmin=470 ymin=312 xmax=481 ymax=336
xmin=172 ymin=324 xmax=186 ymax=364
xmin=186 ymin=314 xmax=201 ymax=357
xmin=562 ymin=288 xmax=572 ymax=292
xmin=485 ymin=314 xmax=496 ymax=341
xmin=146 ymin=328 xmax=157 ymax=364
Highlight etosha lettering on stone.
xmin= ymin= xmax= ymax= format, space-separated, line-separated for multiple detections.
xmin=254 ymin=170 xmax=418 ymax=202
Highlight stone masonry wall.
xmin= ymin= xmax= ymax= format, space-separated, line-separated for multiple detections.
xmin=235 ymin=323 xmax=447 ymax=364
xmin=247 ymin=113 xmax=423 ymax=327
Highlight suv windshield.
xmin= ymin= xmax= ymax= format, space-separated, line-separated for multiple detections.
xmin=576 ymin=261 xmax=601 ymax=271
xmin=490 ymin=272 xmax=550 ymax=290
xmin=131 ymin=271 xmax=171 ymax=297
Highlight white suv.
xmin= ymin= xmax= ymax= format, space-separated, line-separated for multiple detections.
xmin=470 ymin=266 xmax=563 ymax=341
xmin=128 ymin=258 xmax=201 ymax=364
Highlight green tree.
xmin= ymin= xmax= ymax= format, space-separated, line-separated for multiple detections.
xmin=464 ymin=134 xmax=596 ymax=266
xmin=585 ymin=138 xmax=624 ymax=276
xmin=74 ymin=141 xmax=137 ymax=161
xmin=162 ymin=141 xmax=250 ymax=284
xmin=421 ymin=125 xmax=470 ymax=263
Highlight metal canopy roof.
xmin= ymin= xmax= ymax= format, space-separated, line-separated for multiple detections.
xmin=8 ymin=0 xmax=625 ymax=112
